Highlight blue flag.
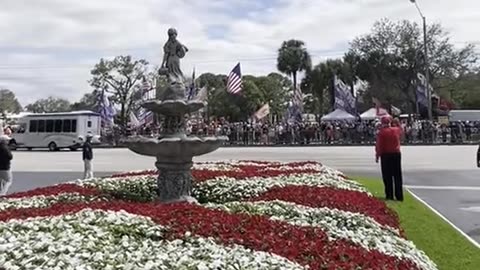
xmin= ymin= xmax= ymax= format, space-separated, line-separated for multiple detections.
xmin=98 ymin=93 xmax=116 ymax=126
xmin=333 ymin=75 xmax=356 ymax=115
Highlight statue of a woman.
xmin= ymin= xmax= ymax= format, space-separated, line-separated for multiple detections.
xmin=160 ymin=28 xmax=188 ymax=83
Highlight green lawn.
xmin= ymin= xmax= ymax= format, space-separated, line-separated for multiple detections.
xmin=356 ymin=178 xmax=480 ymax=270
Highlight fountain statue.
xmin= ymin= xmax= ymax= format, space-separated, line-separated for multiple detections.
xmin=123 ymin=28 xmax=228 ymax=203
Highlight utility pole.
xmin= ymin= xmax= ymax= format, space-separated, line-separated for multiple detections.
xmin=410 ymin=0 xmax=432 ymax=120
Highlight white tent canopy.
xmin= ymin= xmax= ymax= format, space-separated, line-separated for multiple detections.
xmin=321 ymin=109 xmax=356 ymax=121
xmin=360 ymin=108 xmax=390 ymax=120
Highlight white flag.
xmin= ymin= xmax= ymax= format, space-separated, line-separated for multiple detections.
xmin=129 ymin=111 xmax=140 ymax=127
xmin=193 ymin=87 xmax=208 ymax=102
xmin=254 ymin=104 xmax=270 ymax=120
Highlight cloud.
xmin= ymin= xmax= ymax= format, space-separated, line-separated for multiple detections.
xmin=0 ymin=0 xmax=478 ymax=106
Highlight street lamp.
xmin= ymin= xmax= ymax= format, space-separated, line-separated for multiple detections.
xmin=409 ymin=0 xmax=432 ymax=120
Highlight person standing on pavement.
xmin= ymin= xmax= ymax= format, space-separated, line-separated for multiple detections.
xmin=82 ymin=134 xmax=94 ymax=179
xmin=0 ymin=135 xmax=13 ymax=196
xmin=375 ymin=116 xmax=404 ymax=201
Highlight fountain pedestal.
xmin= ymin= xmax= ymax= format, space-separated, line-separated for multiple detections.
xmin=155 ymin=158 xmax=194 ymax=203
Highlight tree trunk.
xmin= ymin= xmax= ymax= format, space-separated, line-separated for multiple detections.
xmin=120 ymin=100 xmax=126 ymax=132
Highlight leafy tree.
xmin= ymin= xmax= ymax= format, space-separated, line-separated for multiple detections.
xmin=25 ymin=96 xmax=71 ymax=113
xmin=267 ymin=72 xmax=293 ymax=91
xmin=0 ymin=89 xmax=22 ymax=114
xmin=437 ymin=70 xmax=480 ymax=109
xmin=251 ymin=75 xmax=289 ymax=118
xmin=70 ymin=91 xmax=101 ymax=111
xmin=277 ymin=39 xmax=312 ymax=92
xmin=196 ymin=73 xmax=290 ymax=122
xmin=347 ymin=18 xmax=477 ymax=114
xmin=89 ymin=55 xmax=150 ymax=129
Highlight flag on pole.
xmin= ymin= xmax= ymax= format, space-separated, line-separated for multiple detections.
xmin=416 ymin=73 xmax=435 ymax=109
xmin=129 ymin=111 xmax=140 ymax=127
xmin=293 ymin=87 xmax=303 ymax=108
xmin=193 ymin=86 xmax=208 ymax=102
xmin=287 ymin=86 xmax=303 ymax=124
xmin=372 ymin=97 xmax=389 ymax=117
xmin=187 ymin=67 xmax=196 ymax=100
xmin=137 ymin=108 xmax=154 ymax=126
xmin=254 ymin=104 xmax=270 ymax=120
xmin=98 ymin=93 xmax=116 ymax=126
xmin=333 ymin=75 xmax=356 ymax=115
xmin=391 ymin=105 xmax=402 ymax=116
xmin=226 ymin=63 xmax=242 ymax=94
xmin=142 ymin=77 xmax=154 ymax=100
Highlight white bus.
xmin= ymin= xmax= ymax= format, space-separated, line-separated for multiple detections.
xmin=9 ymin=111 xmax=101 ymax=151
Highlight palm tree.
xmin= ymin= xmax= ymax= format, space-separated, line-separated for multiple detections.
xmin=276 ymin=39 xmax=312 ymax=92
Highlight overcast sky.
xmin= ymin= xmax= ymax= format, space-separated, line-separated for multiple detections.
xmin=0 ymin=0 xmax=478 ymax=106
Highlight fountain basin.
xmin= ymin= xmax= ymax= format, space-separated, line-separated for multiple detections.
xmin=142 ymin=100 xmax=205 ymax=116
xmin=123 ymin=135 xmax=228 ymax=160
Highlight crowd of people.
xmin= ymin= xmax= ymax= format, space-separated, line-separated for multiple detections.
xmin=125 ymin=118 xmax=480 ymax=146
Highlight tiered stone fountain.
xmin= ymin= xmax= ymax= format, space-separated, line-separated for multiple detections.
xmin=123 ymin=28 xmax=228 ymax=203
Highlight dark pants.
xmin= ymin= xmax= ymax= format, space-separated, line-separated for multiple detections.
xmin=381 ymin=152 xmax=403 ymax=201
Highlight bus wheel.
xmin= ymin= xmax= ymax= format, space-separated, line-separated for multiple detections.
xmin=48 ymin=142 xmax=58 ymax=152
xmin=69 ymin=147 xmax=78 ymax=151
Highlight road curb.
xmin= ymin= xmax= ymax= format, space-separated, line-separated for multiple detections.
xmin=406 ymin=188 xmax=480 ymax=249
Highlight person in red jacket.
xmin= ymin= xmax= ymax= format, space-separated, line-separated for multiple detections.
xmin=376 ymin=116 xmax=403 ymax=201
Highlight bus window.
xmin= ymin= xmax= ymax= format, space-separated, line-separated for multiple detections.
xmin=29 ymin=120 xmax=38 ymax=133
xmin=63 ymin=119 xmax=71 ymax=132
xmin=87 ymin=121 xmax=92 ymax=128
xmin=72 ymin=119 xmax=77 ymax=133
xmin=54 ymin=120 xmax=62 ymax=133
xmin=38 ymin=120 xmax=46 ymax=133
xmin=46 ymin=120 xmax=54 ymax=132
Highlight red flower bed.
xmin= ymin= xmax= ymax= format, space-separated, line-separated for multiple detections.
xmin=0 ymin=201 xmax=418 ymax=270
xmin=4 ymin=184 xmax=101 ymax=199
xmin=251 ymin=186 xmax=401 ymax=230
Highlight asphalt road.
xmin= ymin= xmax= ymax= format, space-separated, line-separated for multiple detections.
xmin=7 ymin=145 xmax=480 ymax=247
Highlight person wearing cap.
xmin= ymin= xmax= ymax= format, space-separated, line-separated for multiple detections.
xmin=391 ymin=117 xmax=404 ymax=141
xmin=0 ymin=135 xmax=13 ymax=196
xmin=82 ymin=134 xmax=94 ymax=179
xmin=375 ymin=116 xmax=403 ymax=201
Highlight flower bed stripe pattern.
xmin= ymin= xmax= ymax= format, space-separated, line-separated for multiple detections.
xmin=0 ymin=161 xmax=437 ymax=270
xmin=0 ymin=209 xmax=306 ymax=270
xmin=251 ymin=185 xmax=401 ymax=229
xmin=207 ymin=200 xmax=436 ymax=270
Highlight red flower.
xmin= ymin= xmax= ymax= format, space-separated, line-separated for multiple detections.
xmin=251 ymin=186 xmax=402 ymax=232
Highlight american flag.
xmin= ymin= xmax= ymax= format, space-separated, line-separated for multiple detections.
xmin=293 ymin=87 xmax=303 ymax=107
xmin=226 ymin=63 xmax=242 ymax=94
xmin=137 ymin=107 xmax=154 ymax=126
xmin=141 ymin=77 xmax=154 ymax=100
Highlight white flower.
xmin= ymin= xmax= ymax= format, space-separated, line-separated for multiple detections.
xmin=193 ymin=173 xmax=369 ymax=203
xmin=0 ymin=193 xmax=102 ymax=212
